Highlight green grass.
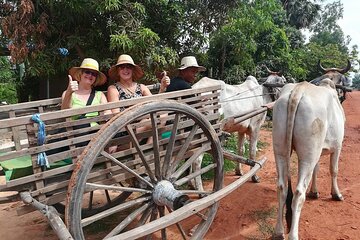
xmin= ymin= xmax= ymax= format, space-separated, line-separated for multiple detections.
xmin=201 ymin=133 xmax=268 ymax=180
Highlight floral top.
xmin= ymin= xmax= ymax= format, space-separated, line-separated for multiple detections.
xmin=114 ymin=82 xmax=143 ymax=111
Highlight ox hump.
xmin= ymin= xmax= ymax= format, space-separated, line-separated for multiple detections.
xmin=319 ymin=78 xmax=336 ymax=89
xmin=245 ymin=75 xmax=259 ymax=85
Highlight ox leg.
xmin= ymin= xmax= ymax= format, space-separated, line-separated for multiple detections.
xmin=250 ymin=130 xmax=260 ymax=183
xmin=330 ymin=151 xmax=344 ymax=201
xmin=192 ymin=153 xmax=204 ymax=192
xmin=288 ymin=161 xmax=316 ymax=240
xmin=235 ymin=133 xmax=245 ymax=176
xmin=307 ymin=163 xmax=320 ymax=199
xmin=274 ymin=155 xmax=288 ymax=240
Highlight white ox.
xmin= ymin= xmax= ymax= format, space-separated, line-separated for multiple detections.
xmin=272 ymin=79 xmax=345 ymax=240
xmin=192 ymin=74 xmax=286 ymax=185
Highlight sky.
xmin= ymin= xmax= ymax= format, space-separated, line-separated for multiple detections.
xmin=327 ymin=0 xmax=360 ymax=72
xmin=337 ymin=0 xmax=360 ymax=50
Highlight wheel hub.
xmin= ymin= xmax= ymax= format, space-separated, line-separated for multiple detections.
xmin=152 ymin=180 xmax=189 ymax=210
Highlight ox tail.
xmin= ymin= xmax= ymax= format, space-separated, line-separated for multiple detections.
xmin=285 ymin=179 xmax=293 ymax=232
xmin=284 ymin=82 xmax=308 ymax=232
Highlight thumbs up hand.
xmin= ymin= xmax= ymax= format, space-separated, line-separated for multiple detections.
xmin=160 ymin=71 xmax=170 ymax=93
xmin=67 ymin=75 xmax=78 ymax=92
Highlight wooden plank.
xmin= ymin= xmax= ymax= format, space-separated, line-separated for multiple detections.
xmin=9 ymin=111 xmax=22 ymax=151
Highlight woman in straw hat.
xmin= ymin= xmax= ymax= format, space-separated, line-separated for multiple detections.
xmin=61 ymin=58 xmax=110 ymax=116
xmin=165 ymin=56 xmax=206 ymax=92
xmin=107 ymin=54 xmax=169 ymax=151
xmin=107 ymin=54 xmax=169 ymax=113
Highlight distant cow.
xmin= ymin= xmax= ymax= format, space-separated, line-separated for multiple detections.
xmin=192 ymin=74 xmax=286 ymax=186
xmin=311 ymin=59 xmax=351 ymax=102
xmin=272 ymin=79 xmax=345 ymax=240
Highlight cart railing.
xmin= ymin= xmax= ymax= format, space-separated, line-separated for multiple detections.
xmin=0 ymin=83 xmax=162 ymax=120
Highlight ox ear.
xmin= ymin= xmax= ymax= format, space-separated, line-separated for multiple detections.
xmin=341 ymin=75 xmax=352 ymax=86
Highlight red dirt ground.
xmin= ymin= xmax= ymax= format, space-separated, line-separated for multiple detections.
xmin=0 ymin=91 xmax=359 ymax=240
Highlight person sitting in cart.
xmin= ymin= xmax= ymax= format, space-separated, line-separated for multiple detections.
xmin=165 ymin=56 xmax=206 ymax=92
xmin=62 ymin=57 xmax=109 ymax=116
xmin=106 ymin=54 xmax=170 ymax=152
xmin=60 ymin=58 xmax=110 ymax=148
xmin=107 ymin=54 xmax=169 ymax=113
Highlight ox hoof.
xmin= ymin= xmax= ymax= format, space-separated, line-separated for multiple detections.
xmin=332 ymin=193 xmax=344 ymax=201
xmin=272 ymin=233 xmax=285 ymax=240
xmin=306 ymin=191 xmax=319 ymax=199
xmin=235 ymin=170 xmax=244 ymax=176
xmin=251 ymin=174 xmax=260 ymax=183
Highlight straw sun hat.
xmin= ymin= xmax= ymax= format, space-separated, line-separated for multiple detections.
xmin=68 ymin=58 xmax=107 ymax=86
xmin=178 ymin=56 xmax=206 ymax=72
xmin=108 ymin=54 xmax=144 ymax=81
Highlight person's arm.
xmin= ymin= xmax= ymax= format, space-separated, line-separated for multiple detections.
xmin=107 ymin=85 xmax=120 ymax=114
xmin=61 ymin=75 xmax=78 ymax=109
xmin=99 ymin=92 xmax=112 ymax=115
xmin=159 ymin=71 xmax=170 ymax=93
xmin=140 ymin=84 xmax=152 ymax=96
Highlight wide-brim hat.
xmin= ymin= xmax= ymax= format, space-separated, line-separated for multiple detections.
xmin=68 ymin=58 xmax=107 ymax=86
xmin=108 ymin=54 xmax=144 ymax=81
xmin=178 ymin=56 xmax=206 ymax=72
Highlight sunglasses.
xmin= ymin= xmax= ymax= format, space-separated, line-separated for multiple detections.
xmin=118 ymin=64 xmax=133 ymax=70
xmin=83 ymin=70 xmax=98 ymax=77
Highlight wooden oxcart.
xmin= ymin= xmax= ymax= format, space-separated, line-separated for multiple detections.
xmin=0 ymin=84 xmax=269 ymax=240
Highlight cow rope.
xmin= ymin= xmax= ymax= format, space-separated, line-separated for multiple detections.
xmin=220 ymin=93 xmax=275 ymax=103
xmin=219 ymin=83 xmax=278 ymax=103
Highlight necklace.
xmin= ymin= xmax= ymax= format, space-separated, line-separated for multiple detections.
xmin=118 ymin=82 xmax=136 ymax=95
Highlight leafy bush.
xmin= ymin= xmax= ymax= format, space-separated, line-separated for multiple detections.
xmin=0 ymin=83 xmax=17 ymax=104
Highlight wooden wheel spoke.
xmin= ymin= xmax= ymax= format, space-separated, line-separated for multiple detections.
xmin=144 ymin=206 xmax=159 ymax=240
xmin=170 ymin=142 xmax=211 ymax=181
xmin=158 ymin=206 xmax=167 ymax=240
xmin=105 ymin=189 xmax=111 ymax=203
xmin=105 ymin=203 xmax=150 ymax=238
xmin=166 ymin=125 xmax=199 ymax=178
xmin=162 ymin=113 xmax=181 ymax=176
xmin=174 ymin=163 xmax=216 ymax=187
xmin=137 ymin=204 xmax=155 ymax=227
xmin=88 ymin=191 xmax=94 ymax=210
xmin=81 ymin=196 xmax=151 ymax=227
xmin=166 ymin=206 xmax=188 ymax=240
xmin=101 ymin=150 xmax=154 ymax=189
xmin=85 ymin=182 xmax=152 ymax=194
xmin=150 ymin=113 xmax=161 ymax=180
xmin=125 ymin=125 xmax=157 ymax=182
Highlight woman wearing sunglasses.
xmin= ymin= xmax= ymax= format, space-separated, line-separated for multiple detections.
xmin=106 ymin=54 xmax=169 ymax=152
xmin=61 ymin=58 xmax=109 ymax=112
xmin=107 ymin=54 xmax=169 ymax=113
xmin=107 ymin=54 xmax=149 ymax=113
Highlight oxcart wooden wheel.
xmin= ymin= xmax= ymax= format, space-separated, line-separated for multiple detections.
xmin=66 ymin=100 xmax=224 ymax=240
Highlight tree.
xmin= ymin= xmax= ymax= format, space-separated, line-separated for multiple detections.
xmin=352 ymin=73 xmax=360 ymax=90
xmin=0 ymin=56 xmax=18 ymax=103
xmin=1 ymin=0 xmax=240 ymax=100
xmin=208 ymin=0 xmax=291 ymax=83
xmin=281 ymin=0 xmax=321 ymax=29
